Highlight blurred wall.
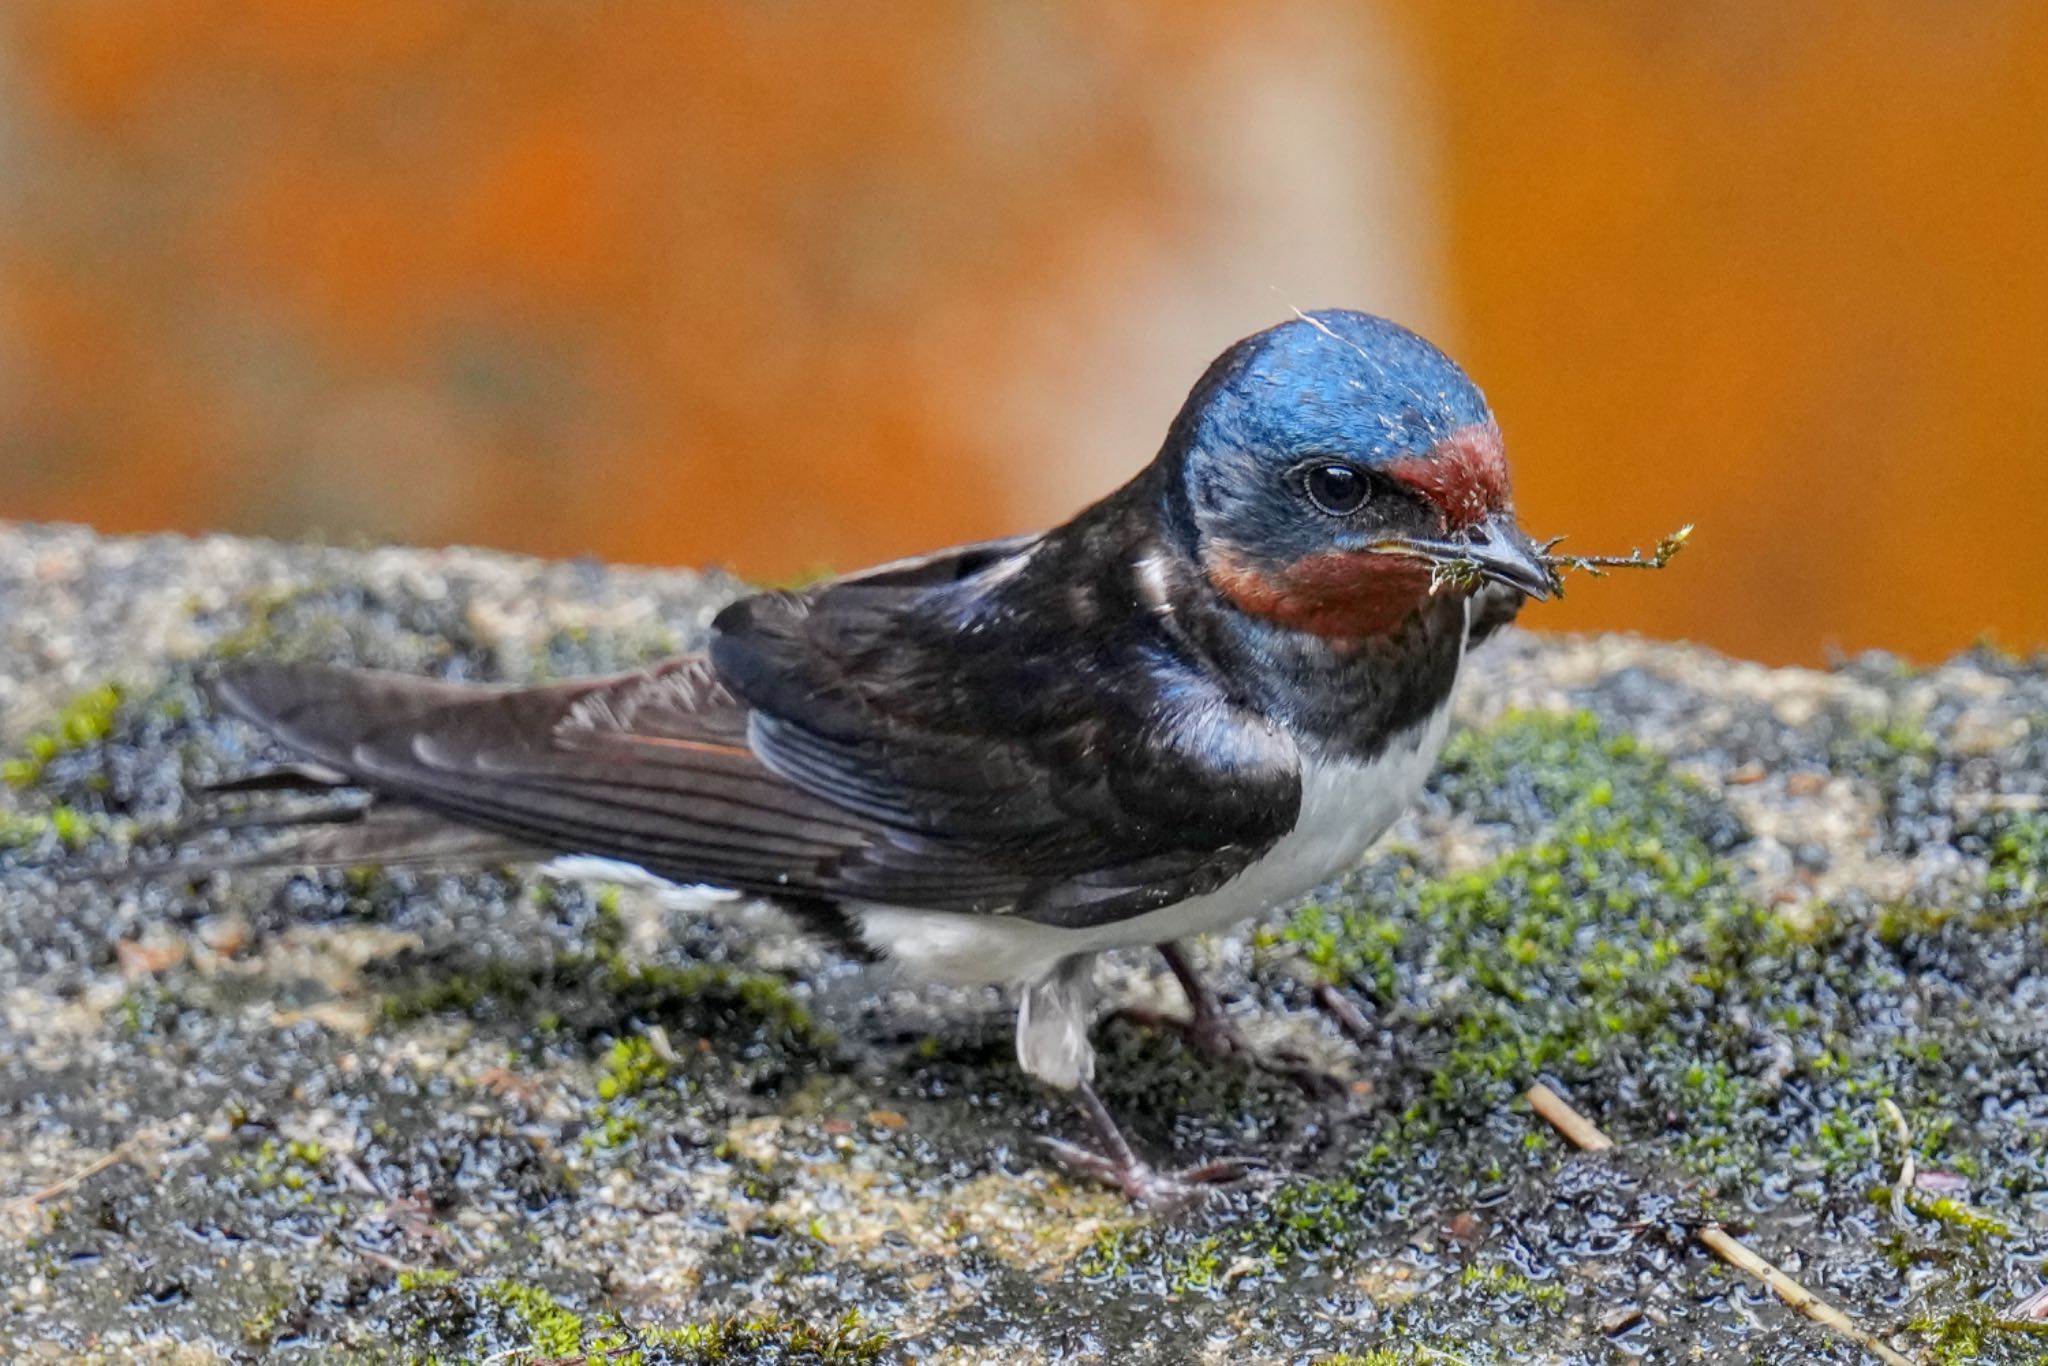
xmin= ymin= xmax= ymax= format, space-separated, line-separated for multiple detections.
xmin=2 ymin=2 xmax=2043 ymax=665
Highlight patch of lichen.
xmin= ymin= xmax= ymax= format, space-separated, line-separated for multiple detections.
xmin=0 ymin=681 xmax=144 ymax=869
xmin=1282 ymin=710 xmax=1769 ymax=1129
xmin=1077 ymin=709 xmax=2048 ymax=1346
xmin=3 ymin=583 xmax=535 ymax=856
xmin=1908 ymin=1302 xmax=2048 ymax=1366
xmin=1829 ymin=707 xmax=1961 ymax=858
xmin=374 ymin=882 xmax=826 ymax=1156
xmin=1084 ymin=1016 xmax=1320 ymax=1156
xmin=208 ymin=582 xmax=499 ymax=675
xmin=378 ymin=924 xmax=816 ymax=1054
xmin=3 ymin=682 xmax=125 ymax=787
xmin=0 ymin=670 xmax=229 ymax=863
xmin=1083 ymin=1125 xmax=1477 ymax=1296
xmin=0 ymin=803 xmax=110 ymax=853
xmin=1977 ymin=810 xmax=2048 ymax=906
xmin=378 ymin=1272 xmax=890 ymax=1364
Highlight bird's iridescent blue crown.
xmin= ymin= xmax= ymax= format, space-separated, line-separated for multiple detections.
xmin=1156 ymin=310 xmax=1545 ymax=640
xmin=1172 ymin=309 xmax=1493 ymax=473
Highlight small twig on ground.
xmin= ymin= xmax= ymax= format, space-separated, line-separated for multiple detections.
xmin=1312 ymin=983 xmax=1375 ymax=1043
xmin=347 ymin=1241 xmax=427 ymax=1275
xmin=1524 ymin=1084 xmax=1915 ymax=1366
xmin=1525 ymin=1083 xmax=1613 ymax=1153
xmin=5 ymin=1129 xmax=158 ymax=1214
xmin=1413 ymin=1346 xmax=1479 ymax=1366
xmin=1878 ymin=1098 xmax=1916 ymax=1230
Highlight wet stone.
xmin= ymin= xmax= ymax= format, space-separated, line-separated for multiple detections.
xmin=1 ymin=522 xmax=2046 ymax=1364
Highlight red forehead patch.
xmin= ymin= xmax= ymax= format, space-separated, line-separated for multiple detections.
xmin=1384 ymin=420 xmax=1511 ymax=531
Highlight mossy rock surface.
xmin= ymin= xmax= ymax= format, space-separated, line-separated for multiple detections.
xmin=2 ymin=522 xmax=2046 ymax=1364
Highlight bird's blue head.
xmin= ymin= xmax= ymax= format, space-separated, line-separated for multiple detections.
xmin=1159 ymin=309 xmax=1554 ymax=639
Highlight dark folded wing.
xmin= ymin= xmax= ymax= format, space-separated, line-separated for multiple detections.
xmin=214 ymin=656 xmax=875 ymax=894
xmin=214 ymin=535 xmax=1303 ymax=925
xmin=705 ymin=537 xmax=1304 ymax=922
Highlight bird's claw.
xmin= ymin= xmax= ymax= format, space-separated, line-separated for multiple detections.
xmin=1038 ymin=1136 xmax=1259 ymax=1207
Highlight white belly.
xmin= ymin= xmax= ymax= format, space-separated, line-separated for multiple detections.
xmin=852 ymin=698 xmax=1455 ymax=987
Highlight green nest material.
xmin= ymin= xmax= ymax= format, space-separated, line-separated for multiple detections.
xmin=1427 ymin=524 xmax=1694 ymax=597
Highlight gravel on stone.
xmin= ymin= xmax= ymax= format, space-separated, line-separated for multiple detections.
xmin=1 ymin=521 xmax=2044 ymax=1364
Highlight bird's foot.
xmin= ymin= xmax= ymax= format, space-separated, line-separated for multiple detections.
xmin=1043 ymin=1079 xmax=1257 ymax=1206
xmin=1039 ymin=1136 xmax=1254 ymax=1206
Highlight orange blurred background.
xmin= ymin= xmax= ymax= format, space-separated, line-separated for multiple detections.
xmin=3 ymin=3 xmax=2044 ymax=666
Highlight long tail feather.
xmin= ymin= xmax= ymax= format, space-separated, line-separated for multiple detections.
xmin=50 ymin=800 xmax=539 ymax=886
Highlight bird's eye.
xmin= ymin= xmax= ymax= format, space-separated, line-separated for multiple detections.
xmin=1304 ymin=463 xmax=1369 ymax=515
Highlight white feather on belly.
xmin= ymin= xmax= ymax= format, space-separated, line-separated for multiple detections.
xmin=851 ymin=696 xmax=1455 ymax=988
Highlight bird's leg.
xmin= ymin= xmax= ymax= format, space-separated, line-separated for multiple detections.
xmin=1112 ymin=942 xmax=1347 ymax=1100
xmin=1021 ymin=955 xmax=1253 ymax=1205
xmin=1039 ymin=1078 xmax=1253 ymax=1206
xmin=1159 ymin=940 xmax=1245 ymax=1055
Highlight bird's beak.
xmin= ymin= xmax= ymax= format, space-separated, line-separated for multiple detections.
xmin=1374 ymin=514 xmax=1561 ymax=601
xmin=1455 ymin=514 xmax=1560 ymax=600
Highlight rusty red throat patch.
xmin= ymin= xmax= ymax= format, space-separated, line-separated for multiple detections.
xmin=1383 ymin=419 xmax=1511 ymax=531
xmin=1205 ymin=544 xmax=1436 ymax=640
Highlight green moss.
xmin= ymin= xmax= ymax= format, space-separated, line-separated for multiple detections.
xmin=1870 ymin=715 xmax=1938 ymax=757
xmin=1145 ymin=1146 xmax=1413 ymax=1288
xmin=1245 ymin=706 xmax=2042 ymax=1277
xmin=1077 ymin=1224 xmax=1144 ymax=1280
xmin=1984 ymin=811 xmax=2048 ymax=904
xmin=1824 ymin=708 xmax=1939 ymax=792
xmin=644 ymin=1309 xmax=889 ymax=1363
xmin=392 ymin=1273 xmax=891 ymax=1364
xmin=0 ymin=803 xmax=118 ymax=853
xmin=240 ymin=1296 xmax=288 ymax=1348
xmin=378 ymin=892 xmax=821 ymax=1157
xmin=1315 ymin=1344 xmax=1489 ymax=1364
xmin=1909 ymin=1302 xmax=2048 ymax=1366
xmin=242 ymin=1134 xmax=332 ymax=1195
xmin=1876 ymin=902 xmax=1955 ymax=944
xmin=1281 ymin=712 xmax=1771 ymax=1139
xmin=381 ymin=957 xmax=547 ymax=1023
xmin=583 ymin=1033 xmax=680 ymax=1152
xmin=483 ymin=1278 xmax=589 ymax=1359
xmin=1868 ymin=1186 xmax=2018 ymax=1241
xmin=599 ymin=957 xmax=815 ymax=1040
xmin=116 ymin=986 xmax=182 ymax=1037
xmin=4 ymin=683 xmax=124 ymax=788
xmin=1458 ymin=1261 xmax=1567 ymax=1310
xmin=595 ymin=1034 xmax=669 ymax=1102
xmin=381 ymin=939 xmax=813 ymax=1047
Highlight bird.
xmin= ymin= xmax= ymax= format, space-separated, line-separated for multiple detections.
xmin=202 ymin=309 xmax=1557 ymax=1203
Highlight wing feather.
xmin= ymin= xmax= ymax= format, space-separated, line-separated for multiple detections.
xmin=213 ymin=529 xmax=1303 ymax=925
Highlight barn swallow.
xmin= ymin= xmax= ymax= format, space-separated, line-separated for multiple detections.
xmin=210 ymin=310 xmax=1555 ymax=1202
